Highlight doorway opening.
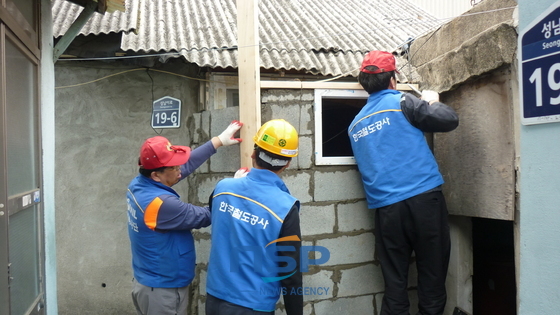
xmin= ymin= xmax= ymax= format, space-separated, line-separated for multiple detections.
xmin=472 ymin=217 xmax=516 ymax=314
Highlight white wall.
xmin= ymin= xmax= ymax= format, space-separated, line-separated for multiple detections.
xmin=41 ymin=0 xmax=57 ymax=313
xmin=407 ymin=0 xmax=474 ymax=19
xmin=517 ymin=0 xmax=560 ymax=314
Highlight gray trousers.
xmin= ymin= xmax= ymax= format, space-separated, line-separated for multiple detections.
xmin=132 ymin=278 xmax=189 ymax=315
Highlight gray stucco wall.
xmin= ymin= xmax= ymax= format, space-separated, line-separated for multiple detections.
xmin=55 ymin=59 xmax=203 ymax=314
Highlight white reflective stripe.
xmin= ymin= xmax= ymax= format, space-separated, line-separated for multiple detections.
xmin=213 ymin=192 xmax=283 ymax=223
xmin=259 ymin=151 xmax=289 ymax=166
xmin=280 ymin=148 xmax=297 ymax=156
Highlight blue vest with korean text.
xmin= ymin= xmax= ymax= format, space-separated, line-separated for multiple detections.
xmin=206 ymin=168 xmax=299 ymax=312
xmin=127 ymin=175 xmax=196 ymax=288
xmin=348 ymin=89 xmax=443 ymax=209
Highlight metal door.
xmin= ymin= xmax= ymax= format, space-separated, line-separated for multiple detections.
xmin=0 ymin=1 xmax=44 ymax=314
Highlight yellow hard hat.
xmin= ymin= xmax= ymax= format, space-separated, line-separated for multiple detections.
xmin=253 ymin=119 xmax=298 ymax=157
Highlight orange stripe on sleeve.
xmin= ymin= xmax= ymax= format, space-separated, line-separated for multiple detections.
xmin=145 ymin=197 xmax=164 ymax=230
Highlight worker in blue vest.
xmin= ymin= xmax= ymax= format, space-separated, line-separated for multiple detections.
xmin=348 ymin=51 xmax=458 ymax=315
xmin=206 ymin=119 xmax=303 ymax=315
xmin=127 ymin=121 xmax=243 ymax=315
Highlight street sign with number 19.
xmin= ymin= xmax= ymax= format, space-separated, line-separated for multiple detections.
xmin=519 ymin=1 xmax=560 ymax=125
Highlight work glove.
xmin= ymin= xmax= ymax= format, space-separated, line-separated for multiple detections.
xmin=421 ymin=90 xmax=439 ymax=104
xmin=234 ymin=167 xmax=250 ymax=178
xmin=218 ymin=121 xmax=243 ymax=146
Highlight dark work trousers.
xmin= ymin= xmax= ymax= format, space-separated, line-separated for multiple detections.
xmin=206 ymin=294 xmax=275 ymax=315
xmin=375 ymin=190 xmax=451 ymax=315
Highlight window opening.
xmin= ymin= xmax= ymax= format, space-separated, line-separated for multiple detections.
xmin=226 ymin=89 xmax=239 ymax=107
xmin=314 ymin=89 xmax=369 ymax=165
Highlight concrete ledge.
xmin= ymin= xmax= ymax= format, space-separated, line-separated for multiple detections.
xmin=413 ymin=23 xmax=518 ymax=92
xmin=410 ymin=0 xmax=517 ymax=66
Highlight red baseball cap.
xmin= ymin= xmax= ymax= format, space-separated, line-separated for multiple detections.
xmin=360 ymin=51 xmax=399 ymax=74
xmin=139 ymin=136 xmax=191 ymax=169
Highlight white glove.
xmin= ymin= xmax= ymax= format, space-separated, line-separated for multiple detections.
xmin=421 ymin=90 xmax=439 ymax=104
xmin=218 ymin=120 xmax=243 ymax=146
xmin=234 ymin=167 xmax=250 ymax=178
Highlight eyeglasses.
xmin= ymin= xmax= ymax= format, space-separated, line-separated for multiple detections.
xmin=166 ymin=166 xmax=181 ymax=172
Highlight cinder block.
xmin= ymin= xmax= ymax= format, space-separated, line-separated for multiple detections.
xmin=409 ymin=290 xmax=419 ymax=314
xmin=314 ymin=295 xmax=374 ymax=314
xmin=374 ymin=290 xmax=419 ymax=314
xmin=338 ymin=264 xmax=384 ymax=297
xmin=314 ymin=170 xmax=366 ymax=202
xmin=269 ymin=104 xmax=301 ymax=129
xmin=275 ymin=303 xmax=312 ymax=315
xmin=202 ymin=110 xmax=211 ymax=140
xmin=209 ymin=145 xmax=240 ymax=173
xmin=195 ymin=238 xmax=211 ymax=265
xmin=294 ymin=136 xmax=312 ymax=169
xmin=375 ymin=293 xmax=383 ymax=315
xmin=198 ymin=299 xmax=206 ymax=315
xmin=317 ymin=233 xmax=375 ymax=266
xmin=196 ymin=175 xmax=223 ymax=205
xmin=191 ymin=145 xmax=210 ymax=174
xmin=197 ymin=225 xmax=211 ymax=234
xmin=302 ymin=270 xmax=334 ymax=301
xmin=300 ymin=204 xmax=335 ymax=236
xmin=281 ymin=172 xmax=312 ymax=203
xmin=408 ymin=262 xmax=418 ymax=287
xmin=210 ymin=107 xmax=239 ymax=136
xmin=338 ymin=200 xmax=374 ymax=232
xmin=299 ymin=104 xmax=313 ymax=136
xmin=198 ymin=269 xmax=207 ymax=297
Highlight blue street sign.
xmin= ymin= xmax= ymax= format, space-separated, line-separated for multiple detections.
xmin=151 ymin=96 xmax=181 ymax=128
xmin=519 ymin=1 xmax=560 ymax=125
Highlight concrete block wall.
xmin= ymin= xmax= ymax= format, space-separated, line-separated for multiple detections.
xmin=186 ymin=88 xmax=423 ymax=315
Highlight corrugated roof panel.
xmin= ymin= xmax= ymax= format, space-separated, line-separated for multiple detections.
xmin=52 ymin=0 xmax=139 ymax=37
xmin=120 ymin=0 xmax=441 ymax=76
xmin=54 ymin=0 xmax=441 ymax=77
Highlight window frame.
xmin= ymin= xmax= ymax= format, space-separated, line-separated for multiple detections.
xmin=314 ymin=88 xmax=369 ymax=165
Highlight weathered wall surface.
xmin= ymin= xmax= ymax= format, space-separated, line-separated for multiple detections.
xmin=437 ymin=67 xmax=516 ymax=220
xmin=410 ymin=0 xmax=518 ymax=93
xmin=410 ymin=0 xmax=518 ymax=220
xmin=55 ymin=59 xmax=203 ymax=314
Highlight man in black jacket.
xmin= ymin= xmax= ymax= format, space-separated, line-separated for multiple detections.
xmin=348 ymin=50 xmax=459 ymax=315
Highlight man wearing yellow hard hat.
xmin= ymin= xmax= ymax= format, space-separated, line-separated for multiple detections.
xmin=205 ymin=119 xmax=303 ymax=315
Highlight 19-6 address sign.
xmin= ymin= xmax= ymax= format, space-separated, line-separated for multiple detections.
xmin=152 ymin=96 xmax=181 ymax=128
xmin=520 ymin=1 xmax=560 ymax=125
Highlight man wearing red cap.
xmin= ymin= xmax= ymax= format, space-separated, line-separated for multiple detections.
xmin=127 ymin=121 xmax=242 ymax=315
xmin=348 ymin=51 xmax=459 ymax=315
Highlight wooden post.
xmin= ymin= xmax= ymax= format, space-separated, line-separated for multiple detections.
xmin=236 ymin=0 xmax=261 ymax=168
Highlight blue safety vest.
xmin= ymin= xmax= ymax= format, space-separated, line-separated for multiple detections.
xmin=348 ymin=89 xmax=443 ymax=209
xmin=206 ymin=168 xmax=299 ymax=311
xmin=127 ymin=175 xmax=196 ymax=288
